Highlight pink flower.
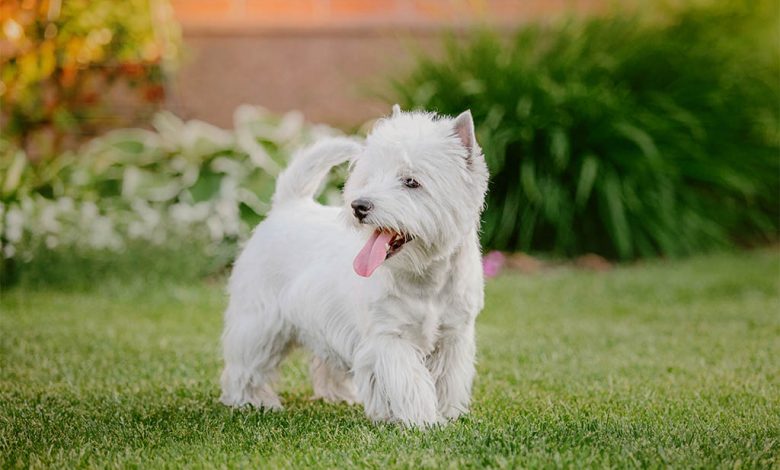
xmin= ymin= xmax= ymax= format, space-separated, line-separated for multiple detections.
xmin=482 ymin=251 xmax=505 ymax=278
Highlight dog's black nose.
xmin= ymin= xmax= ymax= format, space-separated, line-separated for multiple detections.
xmin=351 ymin=199 xmax=373 ymax=221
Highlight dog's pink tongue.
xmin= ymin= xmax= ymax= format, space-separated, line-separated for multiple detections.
xmin=353 ymin=229 xmax=393 ymax=277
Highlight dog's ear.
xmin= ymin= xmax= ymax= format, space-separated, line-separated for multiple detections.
xmin=392 ymin=104 xmax=402 ymax=117
xmin=453 ymin=110 xmax=476 ymax=158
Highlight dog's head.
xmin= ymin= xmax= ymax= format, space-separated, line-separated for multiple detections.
xmin=344 ymin=105 xmax=489 ymax=277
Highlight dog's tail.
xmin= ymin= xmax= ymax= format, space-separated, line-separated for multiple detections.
xmin=272 ymin=137 xmax=361 ymax=206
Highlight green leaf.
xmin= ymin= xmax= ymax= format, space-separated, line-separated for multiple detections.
xmin=188 ymin=169 xmax=222 ymax=203
xmin=520 ymin=160 xmax=542 ymax=203
xmin=575 ymin=155 xmax=599 ymax=208
xmin=602 ymin=173 xmax=632 ymax=258
xmin=550 ymin=128 xmax=570 ymax=171
xmin=2 ymin=151 xmax=27 ymax=198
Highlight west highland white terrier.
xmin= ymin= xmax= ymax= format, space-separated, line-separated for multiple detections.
xmin=220 ymin=105 xmax=489 ymax=427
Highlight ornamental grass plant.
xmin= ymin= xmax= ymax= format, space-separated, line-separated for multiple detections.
xmin=390 ymin=0 xmax=779 ymax=259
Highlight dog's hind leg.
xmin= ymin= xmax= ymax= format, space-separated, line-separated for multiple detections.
xmin=220 ymin=296 xmax=291 ymax=410
xmin=309 ymin=356 xmax=358 ymax=404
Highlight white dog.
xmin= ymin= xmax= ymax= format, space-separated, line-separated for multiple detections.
xmin=220 ymin=106 xmax=489 ymax=427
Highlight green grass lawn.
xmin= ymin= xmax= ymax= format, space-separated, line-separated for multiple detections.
xmin=1 ymin=250 xmax=778 ymax=468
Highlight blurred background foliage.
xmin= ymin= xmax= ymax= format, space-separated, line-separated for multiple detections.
xmin=1 ymin=0 xmax=778 ymax=286
xmin=392 ymin=0 xmax=780 ymax=259
xmin=0 ymin=0 xmax=180 ymax=160
xmin=0 ymin=107 xmax=340 ymax=286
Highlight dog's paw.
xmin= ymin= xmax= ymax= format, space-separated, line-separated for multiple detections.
xmin=381 ymin=406 xmax=442 ymax=428
xmin=220 ymin=384 xmax=283 ymax=411
xmin=247 ymin=385 xmax=283 ymax=411
xmin=248 ymin=399 xmax=283 ymax=412
xmin=220 ymin=395 xmax=284 ymax=411
xmin=310 ymin=392 xmax=358 ymax=406
xmin=439 ymin=404 xmax=468 ymax=421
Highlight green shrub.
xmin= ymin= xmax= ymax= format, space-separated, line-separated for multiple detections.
xmin=390 ymin=0 xmax=780 ymax=259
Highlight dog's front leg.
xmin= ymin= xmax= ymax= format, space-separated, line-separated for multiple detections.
xmin=354 ymin=334 xmax=439 ymax=427
xmin=427 ymin=320 xmax=476 ymax=421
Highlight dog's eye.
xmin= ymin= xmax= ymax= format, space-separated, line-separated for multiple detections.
xmin=402 ymin=177 xmax=420 ymax=189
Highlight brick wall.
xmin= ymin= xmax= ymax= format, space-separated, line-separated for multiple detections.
xmin=171 ymin=0 xmax=604 ymax=30
xmin=167 ymin=1 xmax=604 ymax=128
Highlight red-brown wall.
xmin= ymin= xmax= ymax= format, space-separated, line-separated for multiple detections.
xmin=168 ymin=0 xmax=604 ymax=128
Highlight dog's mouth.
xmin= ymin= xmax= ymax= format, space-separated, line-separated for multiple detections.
xmin=353 ymin=228 xmax=412 ymax=277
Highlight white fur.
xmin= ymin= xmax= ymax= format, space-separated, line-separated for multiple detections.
xmin=220 ymin=107 xmax=489 ymax=427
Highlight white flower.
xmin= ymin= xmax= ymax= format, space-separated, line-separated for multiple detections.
xmin=169 ymin=201 xmax=210 ymax=225
xmin=56 ymin=197 xmax=75 ymax=212
xmin=122 ymin=167 xmax=142 ymax=198
xmin=88 ymin=215 xmax=122 ymax=250
xmin=127 ymin=220 xmax=145 ymax=239
xmin=40 ymin=204 xmax=62 ymax=234
xmin=215 ymin=198 xmax=240 ymax=237
xmin=81 ymin=201 xmax=99 ymax=222
xmin=1 ymin=106 xmax=343 ymax=265
xmin=132 ymin=200 xmax=161 ymax=229
xmin=206 ymin=215 xmax=223 ymax=242
xmin=45 ymin=235 xmax=59 ymax=249
xmin=274 ymin=110 xmax=305 ymax=143
xmin=5 ymin=206 xmax=24 ymax=243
